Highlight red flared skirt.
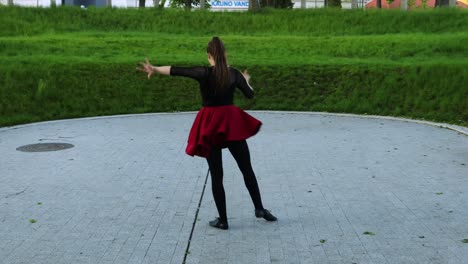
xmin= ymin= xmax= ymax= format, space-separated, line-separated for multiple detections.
xmin=186 ymin=105 xmax=262 ymax=158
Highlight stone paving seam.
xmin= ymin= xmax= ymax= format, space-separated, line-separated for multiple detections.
xmin=182 ymin=169 xmax=210 ymax=264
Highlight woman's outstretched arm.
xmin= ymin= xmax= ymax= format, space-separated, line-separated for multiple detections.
xmin=137 ymin=59 xmax=171 ymax=78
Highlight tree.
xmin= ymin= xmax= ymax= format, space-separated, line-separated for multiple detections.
xmin=435 ymin=0 xmax=449 ymax=6
xmin=8 ymin=0 xmax=14 ymax=6
xmin=327 ymin=0 xmax=341 ymax=7
xmin=170 ymin=0 xmax=204 ymax=8
xmin=139 ymin=0 xmax=145 ymax=8
xmin=259 ymin=0 xmax=294 ymax=8
xmin=377 ymin=0 xmax=382 ymax=8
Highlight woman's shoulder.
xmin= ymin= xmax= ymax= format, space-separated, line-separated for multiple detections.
xmin=228 ymin=66 xmax=242 ymax=75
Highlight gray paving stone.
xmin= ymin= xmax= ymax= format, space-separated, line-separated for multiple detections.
xmin=1 ymin=112 xmax=467 ymax=264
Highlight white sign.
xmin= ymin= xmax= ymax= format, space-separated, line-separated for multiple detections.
xmin=209 ymin=0 xmax=249 ymax=9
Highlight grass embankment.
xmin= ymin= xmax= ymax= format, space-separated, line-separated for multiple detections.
xmin=0 ymin=7 xmax=467 ymax=127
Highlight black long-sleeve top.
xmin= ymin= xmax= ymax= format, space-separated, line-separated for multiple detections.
xmin=170 ymin=66 xmax=254 ymax=106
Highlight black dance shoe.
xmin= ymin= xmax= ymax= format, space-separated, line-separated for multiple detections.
xmin=209 ymin=217 xmax=229 ymax=230
xmin=255 ymin=209 xmax=277 ymax=221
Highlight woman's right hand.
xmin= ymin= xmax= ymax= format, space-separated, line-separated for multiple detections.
xmin=137 ymin=58 xmax=155 ymax=79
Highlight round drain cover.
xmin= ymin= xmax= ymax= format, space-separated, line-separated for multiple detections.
xmin=16 ymin=143 xmax=74 ymax=152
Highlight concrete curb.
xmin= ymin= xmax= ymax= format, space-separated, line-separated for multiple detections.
xmin=1 ymin=111 xmax=466 ymax=136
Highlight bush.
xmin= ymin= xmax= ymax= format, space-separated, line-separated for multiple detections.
xmin=1 ymin=63 xmax=466 ymax=127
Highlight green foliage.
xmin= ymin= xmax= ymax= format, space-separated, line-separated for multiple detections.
xmin=260 ymin=0 xmax=294 ymax=8
xmin=170 ymin=0 xmax=208 ymax=8
xmin=1 ymin=62 xmax=466 ymax=127
xmin=328 ymin=0 xmax=342 ymax=7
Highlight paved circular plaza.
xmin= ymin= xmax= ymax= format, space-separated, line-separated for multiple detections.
xmin=0 ymin=112 xmax=467 ymax=264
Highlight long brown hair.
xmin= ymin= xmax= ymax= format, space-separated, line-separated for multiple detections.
xmin=207 ymin=37 xmax=229 ymax=93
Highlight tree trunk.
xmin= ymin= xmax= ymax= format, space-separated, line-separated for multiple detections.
xmin=376 ymin=0 xmax=381 ymax=8
xmin=106 ymin=0 xmax=112 ymax=7
xmin=200 ymin=0 xmax=205 ymax=8
xmin=159 ymin=0 xmax=166 ymax=7
xmin=139 ymin=0 xmax=146 ymax=7
xmin=351 ymin=0 xmax=358 ymax=8
xmin=8 ymin=0 xmax=14 ymax=5
xmin=249 ymin=0 xmax=260 ymax=10
xmin=301 ymin=0 xmax=305 ymax=8
xmin=401 ymin=0 xmax=407 ymax=10
xmin=185 ymin=0 xmax=192 ymax=9
xmin=449 ymin=0 xmax=456 ymax=6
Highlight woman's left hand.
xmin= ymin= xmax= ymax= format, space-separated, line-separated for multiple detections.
xmin=242 ymin=69 xmax=251 ymax=83
xmin=137 ymin=58 xmax=155 ymax=79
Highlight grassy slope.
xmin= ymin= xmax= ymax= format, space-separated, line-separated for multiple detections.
xmin=0 ymin=7 xmax=467 ymax=127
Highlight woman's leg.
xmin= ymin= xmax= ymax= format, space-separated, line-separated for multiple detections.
xmin=227 ymin=140 xmax=264 ymax=211
xmin=206 ymin=146 xmax=227 ymax=223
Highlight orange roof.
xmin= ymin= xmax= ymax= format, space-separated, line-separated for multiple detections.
xmin=458 ymin=0 xmax=468 ymax=7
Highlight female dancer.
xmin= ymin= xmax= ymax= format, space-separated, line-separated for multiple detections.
xmin=138 ymin=37 xmax=277 ymax=230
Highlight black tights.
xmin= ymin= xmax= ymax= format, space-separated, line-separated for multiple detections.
xmin=207 ymin=140 xmax=264 ymax=222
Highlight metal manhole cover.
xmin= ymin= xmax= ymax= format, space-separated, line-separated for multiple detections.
xmin=16 ymin=143 xmax=74 ymax=152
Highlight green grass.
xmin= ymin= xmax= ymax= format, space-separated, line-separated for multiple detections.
xmin=1 ymin=33 xmax=467 ymax=65
xmin=0 ymin=7 xmax=467 ymax=127
xmin=1 ymin=6 xmax=467 ymax=36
